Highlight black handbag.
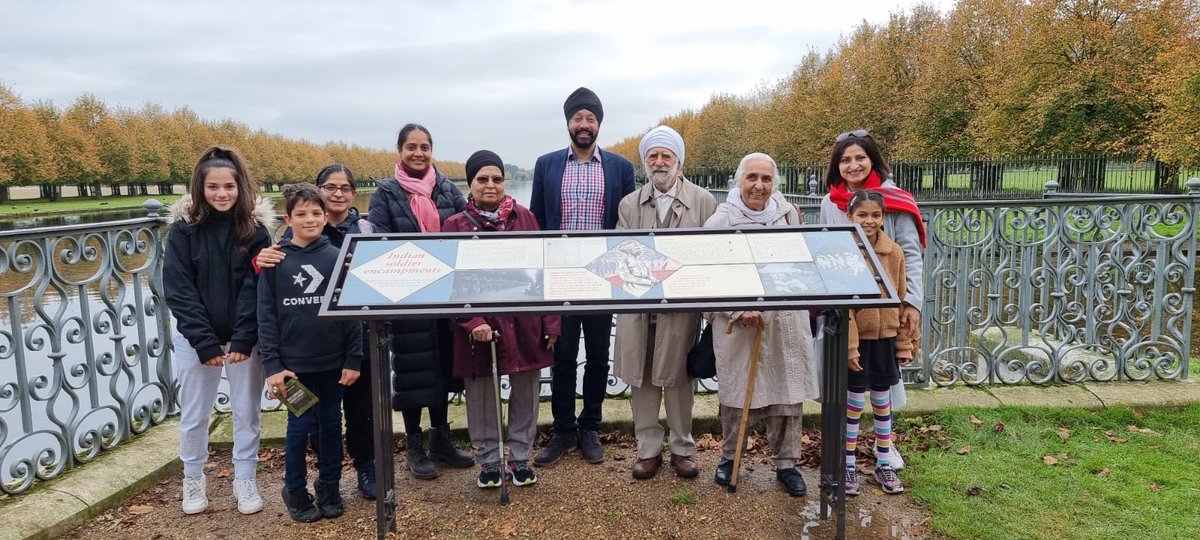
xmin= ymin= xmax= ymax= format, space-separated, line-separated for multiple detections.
xmin=686 ymin=322 xmax=717 ymax=379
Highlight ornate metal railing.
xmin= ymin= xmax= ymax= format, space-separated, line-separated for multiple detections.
xmin=0 ymin=201 xmax=174 ymax=495
xmin=3 ymin=182 xmax=1197 ymax=495
xmin=920 ymin=180 xmax=1200 ymax=386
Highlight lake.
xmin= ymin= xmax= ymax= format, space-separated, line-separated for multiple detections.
xmin=0 ymin=181 xmax=534 ymax=230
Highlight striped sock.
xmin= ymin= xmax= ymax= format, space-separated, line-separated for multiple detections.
xmin=870 ymin=386 xmax=893 ymax=467
xmin=846 ymin=387 xmax=866 ymax=469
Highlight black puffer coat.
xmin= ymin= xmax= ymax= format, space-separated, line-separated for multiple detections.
xmin=367 ymin=171 xmax=466 ymax=410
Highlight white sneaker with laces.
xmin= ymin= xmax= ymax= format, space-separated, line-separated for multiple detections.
xmin=232 ymin=477 xmax=264 ymax=514
xmin=181 ymin=474 xmax=209 ymax=515
xmin=878 ymin=445 xmax=905 ymax=470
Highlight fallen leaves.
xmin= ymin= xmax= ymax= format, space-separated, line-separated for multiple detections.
xmin=1149 ymin=483 xmax=1162 ymax=492
xmin=966 ymin=486 xmax=982 ymax=496
xmin=969 ymin=415 xmax=983 ymax=427
xmin=127 ymin=505 xmax=154 ymax=515
xmin=1097 ymin=467 xmax=1111 ymax=478
xmin=957 ymin=446 xmax=972 ymax=455
xmin=1055 ymin=426 xmax=1071 ymax=443
xmin=1042 ymin=453 xmax=1074 ymax=466
xmin=994 ymin=421 xmax=1006 ymax=435
xmin=215 ymin=468 xmax=231 ymax=479
xmin=1103 ymin=430 xmax=1128 ymax=444
xmin=1127 ymin=425 xmax=1161 ymax=437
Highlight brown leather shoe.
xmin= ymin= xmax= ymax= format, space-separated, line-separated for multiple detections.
xmin=671 ymin=453 xmax=699 ymax=478
xmin=632 ymin=454 xmax=662 ymax=480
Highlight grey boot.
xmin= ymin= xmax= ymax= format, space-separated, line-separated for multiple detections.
xmin=405 ymin=432 xmax=439 ymax=480
xmin=427 ymin=424 xmax=474 ymax=468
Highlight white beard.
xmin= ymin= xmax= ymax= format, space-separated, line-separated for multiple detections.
xmin=649 ymin=163 xmax=680 ymax=191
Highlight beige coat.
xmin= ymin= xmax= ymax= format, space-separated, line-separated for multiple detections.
xmin=612 ymin=178 xmax=718 ymax=388
xmin=703 ymin=192 xmax=821 ymax=408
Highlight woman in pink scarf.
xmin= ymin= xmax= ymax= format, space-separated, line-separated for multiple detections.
xmin=367 ymin=123 xmax=471 ymax=480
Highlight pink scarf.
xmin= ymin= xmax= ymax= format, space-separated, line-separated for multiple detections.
xmin=394 ymin=163 xmax=441 ymax=233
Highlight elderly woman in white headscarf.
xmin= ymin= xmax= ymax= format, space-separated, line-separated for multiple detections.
xmin=703 ymin=152 xmax=819 ymax=497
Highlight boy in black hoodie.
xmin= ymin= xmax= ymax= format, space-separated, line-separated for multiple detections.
xmin=259 ymin=183 xmax=362 ymax=523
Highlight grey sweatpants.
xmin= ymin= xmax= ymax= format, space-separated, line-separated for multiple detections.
xmin=464 ymin=370 xmax=540 ymax=465
xmin=719 ymin=403 xmax=803 ymax=469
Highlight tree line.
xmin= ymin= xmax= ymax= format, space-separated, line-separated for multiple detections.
xmin=0 ymin=85 xmax=466 ymax=201
xmin=607 ymin=0 xmax=1200 ymax=179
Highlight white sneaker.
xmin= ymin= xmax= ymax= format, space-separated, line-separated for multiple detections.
xmin=181 ymin=474 xmax=209 ymax=515
xmin=232 ymin=477 xmax=264 ymax=514
xmin=877 ymin=444 xmax=905 ymax=470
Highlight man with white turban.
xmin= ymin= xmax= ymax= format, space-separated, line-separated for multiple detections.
xmin=612 ymin=126 xmax=717 ymax=479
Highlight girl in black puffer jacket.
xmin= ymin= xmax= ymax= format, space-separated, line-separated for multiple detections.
xmin=165 ymin=146 xmax=274 ymax=516
xmin=367 ymin=123 xmax=473 ymax=479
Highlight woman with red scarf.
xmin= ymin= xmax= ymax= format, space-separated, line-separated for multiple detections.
xmin=818 ymin=130 xmax=926 ymax=472
xmin=443 ymin=150 xmax=560 ymax=490
xmin=368 ymin=124 xmax=474 ymax=480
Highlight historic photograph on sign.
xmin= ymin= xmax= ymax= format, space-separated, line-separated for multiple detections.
xmin=803 ymin=231 xmax=881 ymax=296
xmin=449 ymin=269 xmax=543 ymax=303
xmin=652 ymin=234 xmax=753 ymax=265
xmin=456 ymin=238 xmax=544 ymax=270
xmin=659 ymin=264 xmax=765 ymax=298
xmin=544 ymin=237 xmax=609 ymax=268
xmin=584 ymin=238 xmax=681 ymax=297
xmin=757 ymin=262 xmax=826 ymax=295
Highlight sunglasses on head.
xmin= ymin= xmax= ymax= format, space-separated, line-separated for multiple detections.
xmin=835 ymin=129 xmax=870 ymax=143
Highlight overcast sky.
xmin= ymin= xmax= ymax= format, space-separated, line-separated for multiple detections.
xmin=1 ymin=0 xmax=951 ymax=168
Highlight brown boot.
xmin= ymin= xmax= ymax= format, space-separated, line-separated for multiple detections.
xmin=671 ymin=453 xmax=699 ymax=478
xmin=631 ymin=454 xmax=663 ymax=480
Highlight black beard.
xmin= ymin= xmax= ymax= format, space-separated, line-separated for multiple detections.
xmin=571 ymin=128 xmax=596 ymax=149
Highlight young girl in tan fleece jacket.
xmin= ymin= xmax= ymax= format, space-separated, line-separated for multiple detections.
xmin=844 ymin=190 xmax=920 ymax=496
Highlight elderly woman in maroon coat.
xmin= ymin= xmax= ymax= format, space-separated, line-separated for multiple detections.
xmin=445 ymin=150 xmax=560 ymax=490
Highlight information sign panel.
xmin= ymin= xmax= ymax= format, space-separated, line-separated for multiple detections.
xmin=319 ymin=225 xmax=899 ymax=319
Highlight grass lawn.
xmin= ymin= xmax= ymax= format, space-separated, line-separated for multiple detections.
xmin=0 ymin=194 xmax=184 ymax=216
xmin=899 ymin=404 xmax=1200 ymax=540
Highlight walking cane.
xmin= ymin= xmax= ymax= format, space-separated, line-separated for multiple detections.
xmin=729 ymin=321 xmax=766 ymax=494
xmin=489 ymin=330 xmax=510 ymax=505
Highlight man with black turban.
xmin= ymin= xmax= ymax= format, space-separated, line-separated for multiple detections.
xmin=530 ymin=87 xmax=635 ymax=467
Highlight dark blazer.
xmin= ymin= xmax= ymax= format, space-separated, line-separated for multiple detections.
xmin=530 ymin=148 xmax=636 ymax=231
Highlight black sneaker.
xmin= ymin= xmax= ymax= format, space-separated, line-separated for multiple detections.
xmin=357 ymin=462 xmax=376 ymax=500
xmin=313 ymin=480 xmax=344 ymax=518
xmin=281 ymin=486 xmax=321 ymax=523
xmin=533 ymin=432 xmax=577 ymax=466
xmin=714 ymin=458 xmax=734 ymax=486
xmin=579 ymin=430 xmax=604 ymax=464
xmin=477 ymin=462 xmax=503 ymax=488
xmin=508 ymin=461 xmax=538 ymax=486
xmin=776 ymin=468 xmax=807 ymax=497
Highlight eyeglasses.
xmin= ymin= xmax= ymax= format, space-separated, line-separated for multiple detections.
xmin=473 ymin=177 xmax=505 ymax=185
xmin=835 ymin=129 xmax=870 ymax=143
xmin=320 ymin=184 xmax=354 ymax=195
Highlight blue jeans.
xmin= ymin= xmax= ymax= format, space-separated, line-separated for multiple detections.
xmin=550 ymin=313 xmax=612 ymax=434
xmin=285 ymin=369 xmax=345 ymax=491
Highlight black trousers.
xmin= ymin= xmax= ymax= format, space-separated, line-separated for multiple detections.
xmin=310 ymin=326 xmax=374 ymax=468
xmin=550 ymin=313 xmax=613 ymax=434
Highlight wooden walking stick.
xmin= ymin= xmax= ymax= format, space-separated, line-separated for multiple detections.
xmin=729 ymin=321 xmax=765 ymax=493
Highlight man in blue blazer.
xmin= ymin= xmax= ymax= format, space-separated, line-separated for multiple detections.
xmin=531 ymin=87 xmax=635 ymax=467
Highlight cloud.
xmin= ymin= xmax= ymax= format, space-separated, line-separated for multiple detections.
xmin=1 ymin=0 xmax=953 ymax=167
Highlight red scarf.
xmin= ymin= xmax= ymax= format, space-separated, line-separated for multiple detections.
xmin=830 ymin=170 xmax=927 ymax=247
xmin=464 ymin=195 xmax=517 ymax=231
